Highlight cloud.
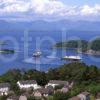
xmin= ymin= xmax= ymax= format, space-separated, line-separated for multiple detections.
xmin=81 ymin=5 xmax=100 ymax=16
xmin=0 ymin=0 xmax=100 ymax=21
xmin=0 ymin=0 xmax=65 ymax=14
xmin=0 ymin=0 xmax=30 ymax=13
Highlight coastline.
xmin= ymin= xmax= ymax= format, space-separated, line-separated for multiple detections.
xmin=0 ymin=49 xmax=15 ymax=54
xmin=78 ymin=50 xmax=100 ymax=56
xmin=54 ymin=47 xmax=100 ymax=56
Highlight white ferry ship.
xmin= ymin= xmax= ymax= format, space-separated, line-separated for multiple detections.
xmin=62 ymin=56 xmax=82 ymax=61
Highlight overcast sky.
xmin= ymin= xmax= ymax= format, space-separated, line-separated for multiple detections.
xmin=0 ymin=0 xmax=100 ymax=21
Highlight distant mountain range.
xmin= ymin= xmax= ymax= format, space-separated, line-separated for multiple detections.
xmin=0 ymin=20 xmax=100 ymax=31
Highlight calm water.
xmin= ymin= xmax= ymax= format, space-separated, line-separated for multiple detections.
xmin=0 ymin=30 xmax=100 ymax=74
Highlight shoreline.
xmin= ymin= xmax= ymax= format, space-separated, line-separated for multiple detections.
xmin=54 ymin=47 xmax=100 ymax=56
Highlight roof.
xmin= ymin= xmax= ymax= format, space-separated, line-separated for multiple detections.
xmin=49 ymin=80 xmax=68 ymax=85
xmin=18 ymin=80 xmax=37 ymax=85
xmin=7 ymin=95 xmax=19 ymax=100
xmin=80 ymin=91 xmax=90 ymax=96
xmin=96 ymin=93 xmax=100 ymax=98
xmin=0 ymin=83 xmax=10 ymax=88
xmin=19 ymin=96 xmax=27 ymax=100
xmin=35 ymin=87 xmax=54 ymax=94
xmin=21 ymin=92 xmax=32 ymax=97
xmin=46 ymin=86 xmax=54 ymax=90
xmin=63 ymin=85 xmax=69 ymax=88
xmin=61 ymin=86 xmax=69 ymax=93
xmin=68 ymin=96 xmax=81 ymax=100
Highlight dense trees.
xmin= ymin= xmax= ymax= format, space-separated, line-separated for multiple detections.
xmin=0 ymin=62 xmax=99 ymax=99
xmin=0 ymin=62 xmax=99 ymax=86
xmin=27 ymin=96 xmax=36 ymax=100
xmin=0 ymin=96 xmax=7 ymax=100
xmin=55 ymin=38 xmax=100 ymax=52
xmin=91 ymin=38 xmax=100 ymax=51
xmin=55 ymin=40 xmax=88 ymax=51
xmin=22 ymin=69 xmax=48 ymax=86
xmin=47 ymin=62 xmax=100 ymax=83
xmin=53 ymin=92 xmax=69 ymax=100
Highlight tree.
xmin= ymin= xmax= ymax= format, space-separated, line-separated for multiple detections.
xmin=54 ymin=84 xmax=64 ymax=90
xmin=27 ymin=96 xmax=36 ymax=100
xmin=53 ymin=92 xmax=69 ymax=100
xmin=22 ymin=70 xmax=48 ymax=86
xmin=47 ymin=69 xmax=60 ymax=80
xmin=0 ymin=96 xmax=7 ymax=100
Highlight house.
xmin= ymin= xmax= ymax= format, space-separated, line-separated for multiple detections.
xmin=96 ymin=93 xmax=100 ymax=100
xmin=69 ymin=91 xmax=90 ymax=100
xmin=46 ymin=80 xmax=69 ymax=88
xmin=7 ymin=95 xmax=19 ymax=100
xmin=34 ymin=86 xmax=54 ymax=97
xmin=17 ymin=80 xmax=41 ymax=90
xmin=68 ymin=82 xmax=74 ymax=89
xmin=68 ymin=96 xmax=81 ymax=100
xmin=61 ymin=85 xmax=69 ymax=93
xmin=77 ymin=91 xmax=90 ymax=100
xmin=19 ymin=95 xmax=27 ymax=100
xmin=0 ymin=83 xmax=10 ymax=96
xmin=19 ymin=92 xmax=33 ymax=100
xmin=21 ymin=92 xmax=32 ymax=98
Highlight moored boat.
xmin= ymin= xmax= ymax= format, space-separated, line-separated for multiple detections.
xmin=62 ymin=56 xmax=82 ymax=61
xmin=33 ymin=51 xmax=42 ymax=57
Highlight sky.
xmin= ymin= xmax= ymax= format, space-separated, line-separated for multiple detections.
xmin=61 ymin=0 xmax=100 ymax=6
xmin=0 ymin=0 xmax=100 ymax=21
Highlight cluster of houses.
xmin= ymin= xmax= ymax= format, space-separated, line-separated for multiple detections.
xmin=0 ymin=80 xmax=99 ymax=100
xmin=69 ymin=92 xmax=90 ymax=100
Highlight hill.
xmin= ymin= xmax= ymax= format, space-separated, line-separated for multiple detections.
xmin=0 ymin=20 xmax=100 ymax=31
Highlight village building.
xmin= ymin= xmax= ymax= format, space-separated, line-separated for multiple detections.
xmin=46 ymin=80 xmax=69 ymax=88
xmin=77 ymin=91 xmax=90 ymax=100
xmin=34 ymin=86 xmax=54 ymax=97
xmin=7 ymin=95 xmax=19 ymax=100
xmin=0 ymin=83 xmax=10 ymax=96
xmin=96 ymin=92 xmax=100 ymax=100
xmin=68 ymin=96 xmax=81 ymax=100
xmin=17 ymin=80 xmax=41 ymax=90
xmin=61 ymin=85 xmax=69 ymax=93
xmin=19 ymin=95 xmax=27 ymax=100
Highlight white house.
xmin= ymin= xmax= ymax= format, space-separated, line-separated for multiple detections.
xmin=17 ymin=80 xmax=41 ymax=90
xmin=0 ymin=83 xmax=10 ymax=96
xmin=46 ymin=80 xmax=69 ymax=88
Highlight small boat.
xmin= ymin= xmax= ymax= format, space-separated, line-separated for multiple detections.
xmin=62 ymin=56 xmax=82 ymax=61
xmin=33 ymin=51 xmax=42 ymax=57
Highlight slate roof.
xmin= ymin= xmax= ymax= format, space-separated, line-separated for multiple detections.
xmin=61 ymin=86 xmax=69 ymax=93
xmin=7 ymin=95 xmax=19 ymax=100
xmin=49 ymin=80 xmax=68 ymax=85
xmin=68 ymin=96 xmax=81 ymax=100
xmin=46 ymin=86 xmax=54 ymax=90
xmin=35 ymin=87 xmax=54 ymax=94
xmin=18 ymin=80 xmax=37 ymax=85
xmin=0 ymin=83 xmax=10 ymax=88
xmin=80 ymin=91 xmax=90 ymax=96
xmin=96 ymin=92 xmax=100 ymax=99
xmin=21 ymin=92 xmax=32 ymax=97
